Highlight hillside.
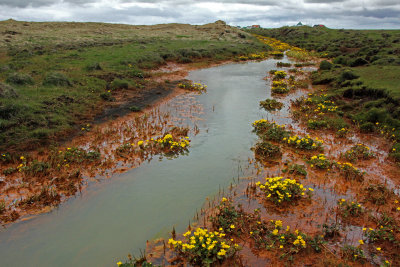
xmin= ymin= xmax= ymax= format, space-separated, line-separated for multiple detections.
xmin=0 ymin=20 xmax=267 ymax=151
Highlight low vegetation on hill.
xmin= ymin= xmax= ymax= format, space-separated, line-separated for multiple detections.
xmin=0 ymin=20 xmax=268 ymax=151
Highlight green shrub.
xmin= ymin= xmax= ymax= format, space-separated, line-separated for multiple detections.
xmin=6 ymin=72 xmax=34 ymax=85
xmin=178 ymin=56 xmax=193 ymax=64
xmin=129 ymin=106 xmax=141 ymax=112
xmin=111 ymin=79 xmax=129 ymax=90
xmin=340 ymin=70 xmax=359 ymax=81
xmin=360 ymin=122 xmax=375 ymax=133
xmin=319 ymin=60 xmax=332 ymax=70
xmin=43 ymin=72 xmax=72 ymax=86
xmin=307 ymin=119 xmax=328 ymax=129
xmin=130 ymin=69 xmax=144 ymax=78
xmin=0 ymin=82 xmax=18 ymax=98
xmin=85 ymin=62 xmax=102 ymax=71
xmin=311 ymin=71 xmax=335 ymax=85
xmin=100 ymin=91 xmax=113 ymax=101
xmin=350 ymin=57 xmax=368 ymax=67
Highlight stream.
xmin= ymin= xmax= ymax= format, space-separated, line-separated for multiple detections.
xmin=0 ymin=58 xmax=293 ymax=267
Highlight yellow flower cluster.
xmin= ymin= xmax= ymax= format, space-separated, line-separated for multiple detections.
xmin=273 ymin=70 xmax=287 ymax=80
xmin=168 ymin=228 xmax=238 ymax=262
xmin=256 ymin=176 xmax=309 ymax=204
xmin=309 ymin=154 xmax=331 ymax=169
xmin=178 ymin=81 xmax=207 ymax=92
xmin=252 ymin=119 xmax=268 ymax=127
xmin=272 ymin=80 xmax=287 ymax=88
xmin=293 ymin=235 xmax=306 ymax=248
xmin=135 ymin=134 xmax=190 ymax=151
xmin=314 ymin=103 xmax=338 ymax=113
xmin=253 ymin=35 xmax=291 ymax=51
xmin=284 ymin=134 xmax=323 ymax=150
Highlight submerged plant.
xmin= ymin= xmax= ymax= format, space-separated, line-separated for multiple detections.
xmin=343 ymin=144 xmax=374 ymax=162
xmin=253 ymin=141 xmax=282 ymax=159
xmin=337 ymin=199 xmax=363 ymax=218
xmin=259 ymin=98 xmax=283 ymax=111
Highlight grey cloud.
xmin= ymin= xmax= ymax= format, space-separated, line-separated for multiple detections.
xmin=0 ymin=0 xmax=57 ymax=8
xmin=304 ymin=0 xmax=346 ymax=3
xmin=0 ymin=0 xmax=399 ymax=29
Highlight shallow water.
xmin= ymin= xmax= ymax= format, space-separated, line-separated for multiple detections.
xmin=0 ymin=58 xmax=291 ymax=267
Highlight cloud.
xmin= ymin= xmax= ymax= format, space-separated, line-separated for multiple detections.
xmin=0 ymin=0 xmax=399 ymax=29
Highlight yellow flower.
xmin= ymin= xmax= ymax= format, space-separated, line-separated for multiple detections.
xmin=221 ymin=197 xmax=228 ymax=202
xmin=20 ymin=156 xmax=25 ymax=160
xmin=376 ymin=247 xmax=381 ymax=251
xmin=117 ymin=261 xmax=122 ymax=266
xmin=230 ymin=224 xmax=235 ymax=229
xmin=358 ymin=240 xmax=364 ymax=245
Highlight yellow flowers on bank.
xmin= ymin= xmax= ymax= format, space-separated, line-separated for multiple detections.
xmin=256 ymin=176 xmax=311 ymax=204
xmin=286 ymin=134 xmax=323 ymax=150
xmin=178 ymin=81 xmax=207 ymax=92
xmin=134 ymin=134 xmax=190 ymax=154
xmin=293 ymin=235 xmax=306 ymax=248
xmin=168 ymin=227 xmax=239 ymax=265
xmin=308 ymin=154 xmax=331 ymax=169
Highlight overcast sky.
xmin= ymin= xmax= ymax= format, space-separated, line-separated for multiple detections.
xmin=0 ymin=0 xmax=399 ymax=29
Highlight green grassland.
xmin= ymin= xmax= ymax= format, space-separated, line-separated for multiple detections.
xmin=249 ymin=26 xmax=400 ymax=138
xmin=0 ymin=20 xmax=269 ymax=151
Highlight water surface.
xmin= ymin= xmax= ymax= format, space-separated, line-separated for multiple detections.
xmin=0 ymin=58 xmax=289 ymax=267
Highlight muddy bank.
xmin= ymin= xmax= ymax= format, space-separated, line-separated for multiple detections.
xmin=139 ymin=59 xmax=400 ymax=267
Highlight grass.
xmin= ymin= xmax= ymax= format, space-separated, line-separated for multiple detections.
xmin=0 ymin=20 xmax=269 ymax=152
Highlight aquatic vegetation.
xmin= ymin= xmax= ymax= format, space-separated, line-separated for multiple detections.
xmin=343 ymin=144 xmax=374 ymax=162
xmin=307 ymin=119 xmax=328 ymax=130
xmin=137 ymin=134 xmax=190 ymax=154
xmin=178 ymin=80 xmax=207 ymax=92
xmin=18 ymin=186 xmax=60 ymax=209
xmin=259 ymin=98 xmax=283 ymax=111
xmin=363 ymin=226 xmax=397 ymax=244
xmin=336 ymin=127 xmax=349 ymax=137
xmin=271 ymin=80 xmax=289 ymax=94
xmin=273 ymin=70 xmax=287 ymax=80
xmin=252 ymin=120 xmax=289 ymax=141
xmin=168 ymin=228 xmax=239 ymax=266
xmin=389 ymin=143 xmax=400 ymax=162
xmin=256 ymin=176 xmax=311 ymax=205
xmin=337 ymin=199 xmax=363 ymax=218
xmin=342 ymin=245 xmax=366 ymax=263
xmin=308 ymin=154 xmax=332 ymax=169
xmin=0 ymin=201 xmax=5 ymax=214
xmin=365 ymin=184 xmax=393 ymax=205
xmin=211 ymin=200 xmax=242 ymax=234
xmin=250 ymin=219 xmax=324 ymax=255
xmin=253 ymin=141 xmax=281 ymax=159
xmin=335 ymin=162 xmax=365 ymax=181
xmin=282 ymin=163 xmax=307 ymax=176
xmin=277 ymin=62 xmax=291 ymax=68
xmin=284 ymin=134 xmax=324 ymax=150
xmin=52 ymin=147 xmax=101 ymax=165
